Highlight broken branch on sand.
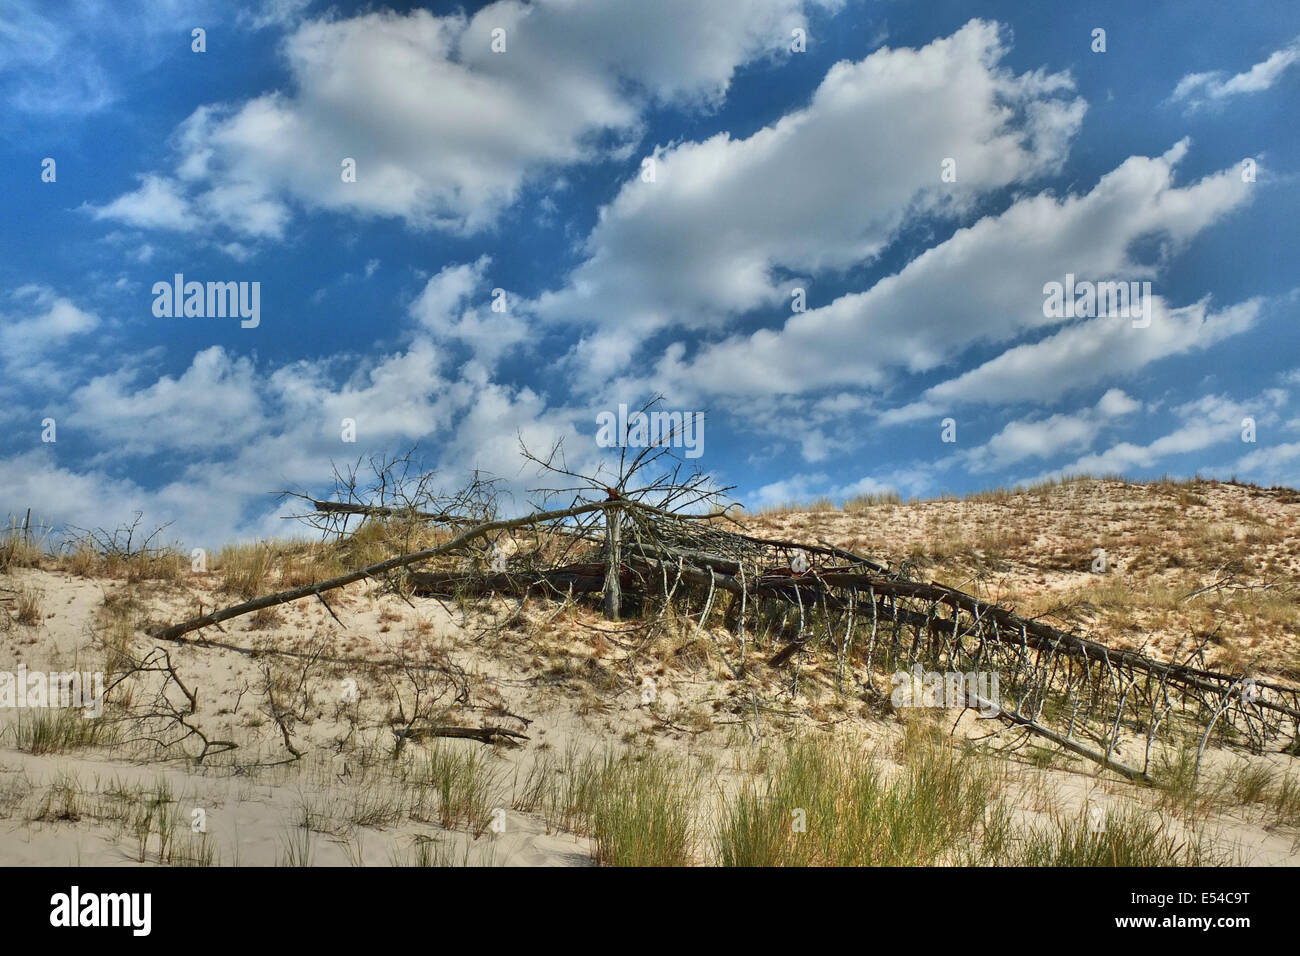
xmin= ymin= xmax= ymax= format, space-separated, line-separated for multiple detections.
xmin=150 ymin=499 xmax=612 ymax=643
xmin=392 ymin=725 xmax=529 ymax=746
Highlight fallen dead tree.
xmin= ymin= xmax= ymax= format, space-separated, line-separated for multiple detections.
xmin=146 ymin=425 xmax=1298 ymax=778
xmin=142 ymin=425 xmax=735 ymax=759
xmin=398 ymin=499 xmax=1300 ymax=779
xmin=408 ymin=552 xmax=1300 ymax=721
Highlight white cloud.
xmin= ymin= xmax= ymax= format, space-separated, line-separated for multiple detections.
xmin=0 ymin=287 xmax=100 ymax=389
xmin=0 ymin=258 xmax=622 ymax=543
xmin=69 ymin=347 xmax=267 ymax=454
xmin=656 ymin=142 xmax=1251 ymax=400
xmin=270 ymin=337 xmax=454 ymax=445
xmin=1097 ymin=388 xmax=1141 ymax=417
xmin=90 ymin=0 xmax=830 ymax=239
xmin=1234 ymin=441 xmax=1300 ymax=482
xmin=958 ymin=389 xmax=1138 ymax=473
xmin=883 ymin=297 xmax=1261 ymax=422
xmin=0 ymin=449 xmax=154 ymax=536
xmin=1 ymin=287 xmax=98 ymax=353
xmin=87 ymin=174 xmax=198 ymax=232
xmin=409 ymin=258 xmax=529 ymax=366
xmin=536 ymin=18 xmax=1086 ymax=381
xmin=410 ymin=259 xmax=491 ymax=329
xmin=1040 ymin=391 xmax=1285 ymax=479
xmin=746 ymin=467 xmax=923 ymax=509
xmin=749 ymin=472 xmax=831 ymax=508
xmin=3 ymin=335 xmax=560 ymax=543
xmin=1172 ymin=37 xmax=1300 ymax=110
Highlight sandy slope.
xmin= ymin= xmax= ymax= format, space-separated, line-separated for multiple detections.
xmin=1 ymin=477 xmax=1297 ymax=865
xmin=751 ymin=478 xmax=1300 ymax=677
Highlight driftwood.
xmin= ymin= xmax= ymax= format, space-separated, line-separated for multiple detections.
xmin=393 ymin=725 xmax=529 ymax=746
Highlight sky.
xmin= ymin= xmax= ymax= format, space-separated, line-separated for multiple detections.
xmin=1 ymin=0 xmax=1298 ymax=548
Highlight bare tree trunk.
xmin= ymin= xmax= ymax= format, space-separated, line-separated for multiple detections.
xmin=287 ymin=496 xmax=469 ymax=523
xmin=150 ymin=500 xmax=609 ymax=643
xmin=393 ymin=725 xmax=529 ymax=746
xmin=603 ymin=503 xmax=621 ymax=621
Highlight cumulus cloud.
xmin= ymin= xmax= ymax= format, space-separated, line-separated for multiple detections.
xmin=69 ymin=347 xmax=267 ymax=454
xmin=3 ymin=325 xmax=603 ymax=543
xmin=409 ymin=258 xmax=530 ymax=366
xmin=0 ymin=287 xmax=98 ymax=357
xmin=747 ymin=468 xmax=922 ymax=510
xmin=410 ymin=259 xmax=490 ymax=323
xmin=748 ymin=472 xmax=830 ymax=509
xmin=1234 ymin=441 xmax=1300 ymax=484
xmin=0 ymin=449 xmax=153 ymax=535
xmin=654 ymin=142 xmax=1251 ymax=400
xmin=535 ymin=18 xmax=1087 ymax=377
xmin=89 ymin=0 xmax=830 ymax=239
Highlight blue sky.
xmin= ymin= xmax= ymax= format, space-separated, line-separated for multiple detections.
xmin=1 ymin=0 xmax=1298 ymax=547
